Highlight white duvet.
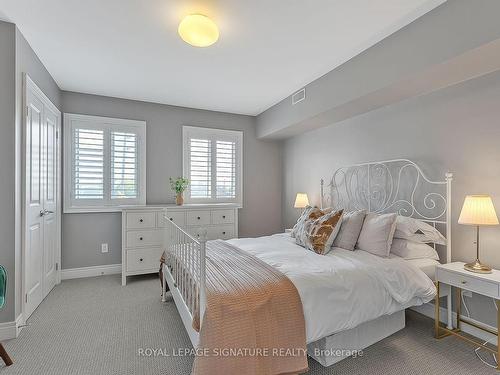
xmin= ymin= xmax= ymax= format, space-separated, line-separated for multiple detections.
xmin=227 ymin=233 xmax=436 ymax=343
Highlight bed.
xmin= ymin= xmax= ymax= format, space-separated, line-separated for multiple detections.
xmin=161 ymin=159 xmax=453 ymax=373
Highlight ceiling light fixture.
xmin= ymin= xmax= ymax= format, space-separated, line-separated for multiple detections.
xmin=178 ymin=14 xmax=219 ymax=47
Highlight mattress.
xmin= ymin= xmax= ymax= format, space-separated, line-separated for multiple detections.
xmin=405 ymin=257 xmax=440 ymax=281
xmin=227 ymin=233 xmax=436 ymax=343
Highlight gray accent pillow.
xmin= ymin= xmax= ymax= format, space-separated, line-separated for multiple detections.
xmin=333 ymin=210 xmax=366 ymax=251
xmin=356 ymin=212 xmax=397 ymax=257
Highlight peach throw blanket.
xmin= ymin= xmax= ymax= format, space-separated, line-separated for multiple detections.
xmin=191 ymin=240 xmax=308 ymax=375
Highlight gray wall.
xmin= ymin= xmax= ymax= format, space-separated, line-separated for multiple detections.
xmin=257 ymin=0 xmax=500 ymax=139
xmin=61 ymin=91 xmax=282 ymax=269
xmin=0 ymin=21 xmax=17 ymax=323
xmin=282 ymin=70 xmax=500 ymax=327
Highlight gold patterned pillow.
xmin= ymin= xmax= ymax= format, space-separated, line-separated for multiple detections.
xmin=291 ymin=206 xmax=326 ymax=238
xmin=296 ymin=209 xmax=344 ymax=255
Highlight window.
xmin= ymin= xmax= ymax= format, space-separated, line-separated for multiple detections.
xmin=183 ymin=126 xmax=242 ymax=205
xmin=64 ymin=114 xmax=146 ymax=212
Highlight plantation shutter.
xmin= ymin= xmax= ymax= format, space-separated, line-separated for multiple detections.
xmin=183 ymin=126 xmax=242 ymax=204
xmin=73 ymin=128 xmax=104 ymax=200
xmin=216 ymin=140 xmax=236 ymax=198
xmin=189 ymin=138 xmax=212 ymax=198
xmin=65 ymin=114 xmax=146 ymax=212
xmin=111 ymin=131 xmax=138 ymax=199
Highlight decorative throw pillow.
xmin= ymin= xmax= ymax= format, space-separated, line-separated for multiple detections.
xmin=296 ymin=209 xmax=344 ymax=255
xmin=394 ymin=216 xmax=446 ymax=245
xmin=291 ymin=206 xmax=328 ymax=238
xmin=291 ymin=206 xmax=312 ymax=238
xmin=294 ymin=207 xmax=329 ymax=244
xmin=390 ymin=238 xmax=440 ymax=260
xmin=356 ymin=212 xmax=397 ymax=257
xmin=333 ymin=210 xmax=366 ymax=251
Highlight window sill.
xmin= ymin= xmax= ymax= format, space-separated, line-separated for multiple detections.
xmin=172 ymin=202 xmax=243 ymax=209
xmin=64 ymin=205 xmax=147 ymax=214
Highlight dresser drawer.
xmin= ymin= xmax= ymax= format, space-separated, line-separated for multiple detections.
xmin=186 ymin=226 xmax=207 ymax=240
xmin=209 ymin=225 xmax=235 ymax=240
xmin=437 ymin=268 xmax=499 ymax=298
xmin=186 ymin=210 xmax=211 ymax=226
xmin=187 ymin=226 xmax=235 ymax=241
xmin=158 ymin=211 xmax=185 ymax=227
xmin=126 ymin=229 xmax=163 ymax=248
xmin=126 ymin=248 xmax=163 ymax=272
xmin=126 ymin=212 xmax=156 ymax=229
xmin=211 ymin=210 xmax=235 ymax=225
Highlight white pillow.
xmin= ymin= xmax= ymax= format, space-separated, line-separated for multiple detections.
xmin=390 ymin=238 xmax=440 ymax=260
xmin=356 ymin=213 xmax=397 ymax=257
xmin=394 ymin=216 xmax=446 ymax=245
xmin=333 ymin=210 xmax=366 ymax=251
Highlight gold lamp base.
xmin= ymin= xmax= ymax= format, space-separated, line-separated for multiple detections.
xmin=464 ymin=260 xmax=492 ymax=274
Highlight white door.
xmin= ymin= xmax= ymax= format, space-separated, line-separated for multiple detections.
xmin=42 ymin=106 xmax=58 ymax=296
xmin=24 ymin=76 xmax=60 ymax=319
xmin=25 ymin=88 xmax=45 ymax=318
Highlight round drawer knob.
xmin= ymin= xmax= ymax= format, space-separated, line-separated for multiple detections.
xmin=139 ymin=219 xmax=143 ymax=223
xmin=222 ymin=215 xmax=226 ymax=219
xmin=169 ymin=217 xmax=173 ymax=221
xmin=139 ymin=258 xmax=143 ymax=262
xmin=139 ymin=237 xmax=143 ymax=241
xmin=461 ymin=280 xmax=467 ymax=284
xmin=222 ymin=231 xmax=226 ymax=235
xmin=197 ymin=216 xmax=201 ymax=220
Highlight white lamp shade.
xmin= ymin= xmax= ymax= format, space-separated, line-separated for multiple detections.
xmin=458 ymin=195 xmax=499 ymax=226
xmin=294 ymin=193 xmax=309 ymax=209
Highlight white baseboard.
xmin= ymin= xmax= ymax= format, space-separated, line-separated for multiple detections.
xmin=411 ymin=303 xmax=497 ymax=344
xmin=61 ymin=264 xmax=121 ymax=280
xmin=15 ymin=314 xmax=24 ymax=337
xmin=0 ymin=314 xmax=24 ymax=341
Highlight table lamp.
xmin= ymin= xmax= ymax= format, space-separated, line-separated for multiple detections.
xmin=458 ymin=195 xmax=499 ymax=274
xmin=294 ymin=193 xmax=309 ymax=210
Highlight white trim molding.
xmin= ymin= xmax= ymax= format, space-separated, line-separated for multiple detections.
xmin=0 ymin=314 xmax=24 ymax=341
xmin=61 ymin=264 xmax=122 ymax=280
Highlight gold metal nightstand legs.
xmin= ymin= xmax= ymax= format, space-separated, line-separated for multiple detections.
xmin=434 ymin=281 xmax=500 ymax=370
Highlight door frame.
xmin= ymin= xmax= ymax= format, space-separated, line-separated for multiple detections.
xmin=21 ymin=74 xmax=62 ymax=322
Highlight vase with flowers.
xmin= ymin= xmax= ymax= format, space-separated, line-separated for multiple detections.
xmin=169 ymin=177 xmax=189 ymax=205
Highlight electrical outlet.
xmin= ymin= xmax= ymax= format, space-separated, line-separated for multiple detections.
xmin=462 ymin=290 xmax=472 ymax=298
xmin=101 ymin=243 xmax=109 ymax=253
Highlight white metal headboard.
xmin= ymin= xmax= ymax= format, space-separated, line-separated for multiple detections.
xmin=320 ymin=159 xmax=452 ymax=263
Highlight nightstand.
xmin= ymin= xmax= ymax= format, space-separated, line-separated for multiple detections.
xmin=435 ymin=262 xmax=500 ymax=368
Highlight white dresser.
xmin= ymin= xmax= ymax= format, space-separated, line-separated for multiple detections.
xmin=121 ymin=204 xmax=239 ymax=285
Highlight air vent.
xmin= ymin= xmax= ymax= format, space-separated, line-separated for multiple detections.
xmin=292 ymin=88 xmax=306 ymax=105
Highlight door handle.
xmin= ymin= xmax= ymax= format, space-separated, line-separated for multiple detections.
xmin=40 ymin=209 xmax=54 ymax=217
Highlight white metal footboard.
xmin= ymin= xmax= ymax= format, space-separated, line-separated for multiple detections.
xmin=162 ymin=215 xmax=207 ymax=347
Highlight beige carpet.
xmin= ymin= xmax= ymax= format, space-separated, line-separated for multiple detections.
xmin=0 ymin=274 xmax=496 ymax=374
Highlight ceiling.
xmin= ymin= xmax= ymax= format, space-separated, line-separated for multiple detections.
xmin=0 ymin=0 xmax=445 ymax=115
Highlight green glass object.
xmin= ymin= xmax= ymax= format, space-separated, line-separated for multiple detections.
xmin=0 ymin=265 xmax=6 ymax=309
